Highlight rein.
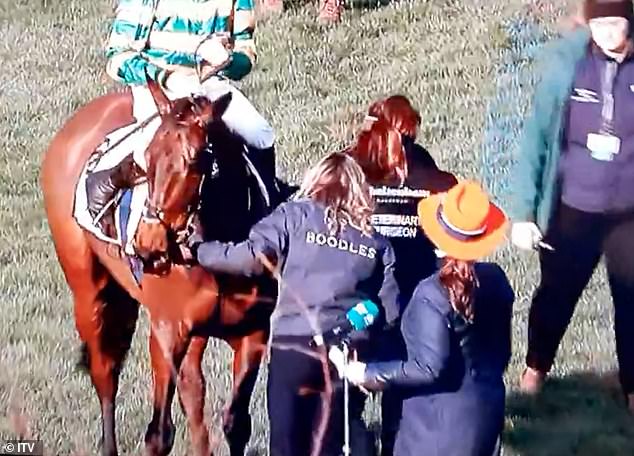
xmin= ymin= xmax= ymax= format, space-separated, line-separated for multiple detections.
xmin=194 ymin=0 xmax=238 ymax=84
xmin=143 ymin=160 xmax=208 ymax=244
xmin=87 ymin=112 xmax=159 ymax=173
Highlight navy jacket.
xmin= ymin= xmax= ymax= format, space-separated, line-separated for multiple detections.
xmin=560 ymin=44 xmax=634 ymax=213
xmin=365 ymin=262 xmax=514 ymax=456
xmin=195 ymin=199 xmax=401 ymax=338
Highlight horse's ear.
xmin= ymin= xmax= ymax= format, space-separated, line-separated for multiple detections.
xmin=145 ymin=70 xmax=172 ymax=118
xmin=200 ymin=91 xmax=232 ymax=124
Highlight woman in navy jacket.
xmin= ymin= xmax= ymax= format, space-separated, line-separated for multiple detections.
xmin=333 ymin=180 xmax=515 ymax=456
xmin=188 ymin=151 xmax=400 ymax=456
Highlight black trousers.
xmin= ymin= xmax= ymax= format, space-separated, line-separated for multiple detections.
xmin=268 ymin=337 xmax=375 ymax=456
xmin=373 ymin=326 xmax=406 ymax=456
xmin=526 ymin=203 xmax=634 ymax=395
xmin=379 ymin=389 xmax=402 ymax=456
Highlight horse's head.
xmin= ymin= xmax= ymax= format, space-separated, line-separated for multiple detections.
xmin=134 ymin=76 xmax=232 ymax=272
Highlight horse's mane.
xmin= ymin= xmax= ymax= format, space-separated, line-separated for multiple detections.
xmin=198 ymin=122 xmax=269 ymax=244
xmin=196 ymin=120 xmax=278 ymax=303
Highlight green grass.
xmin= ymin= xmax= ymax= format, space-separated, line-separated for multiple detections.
xmin=1 ymin=0 xmax=633 ymax=454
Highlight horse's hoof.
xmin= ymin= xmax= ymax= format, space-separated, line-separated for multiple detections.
xmin=144 ymin=426 xmax=176 ymax=456
xmin=223 ymin=412 xmax=252 ymax=456
xmin=221 ymin=411 xmax=234 ymax=436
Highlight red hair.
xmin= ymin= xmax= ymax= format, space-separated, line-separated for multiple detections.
xmin=368 ymin=95 xmax=421 ymax=139
xmin=439 ymin=258 xmax=479 ymax=322
xmin=347 ymin=118 xmax=407 ymax=186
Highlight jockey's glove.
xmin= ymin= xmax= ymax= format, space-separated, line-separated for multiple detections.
xmin=328 ymin=345 xmax=345 ymax=378
xmin=197 ymin=36 xmax=231 ymax=67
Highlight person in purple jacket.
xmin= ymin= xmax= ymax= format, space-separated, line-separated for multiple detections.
xmin=510 ymin=1 xmax=634 ymax=412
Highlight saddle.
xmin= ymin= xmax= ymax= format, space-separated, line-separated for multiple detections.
xmin=73 ymin=113 xmax=156 ymax=254
xmin=73 ymin=86 xmax=298 ymax=280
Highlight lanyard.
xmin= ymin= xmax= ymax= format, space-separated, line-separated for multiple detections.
xmin=598 ymin=58 xmax=619 ymax=135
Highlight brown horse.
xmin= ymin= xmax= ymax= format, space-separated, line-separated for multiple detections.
xmin=40 ymin=77 xmax=277 ymax=456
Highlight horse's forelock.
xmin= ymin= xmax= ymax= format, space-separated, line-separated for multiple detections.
xmin=168 ymin=96 xmax=211 ymax=126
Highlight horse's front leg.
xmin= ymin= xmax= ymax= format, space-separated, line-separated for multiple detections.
xmin=177 ymin=335 xmax=212 ymax=456
xmin=144 ymin=319 xmax=190 ymax=456
xmin=223 ymin=330 xmax=268 ymax=456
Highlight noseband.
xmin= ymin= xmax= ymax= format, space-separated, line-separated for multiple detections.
xmin=143 ymin=172 xmax=206 ymax=244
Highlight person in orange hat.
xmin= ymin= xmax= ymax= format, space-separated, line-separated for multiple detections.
xmin=329 ymin=180 xmax=515 ymax=456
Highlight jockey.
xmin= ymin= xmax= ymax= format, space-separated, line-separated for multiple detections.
xmin=86 ymin=0 xmax=279 ymax=227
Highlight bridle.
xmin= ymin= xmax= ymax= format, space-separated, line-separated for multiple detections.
xmin=143 ymin=173 xmax=206 ymax=244
xmin=142 ymin=104 xmax=213 ymax=245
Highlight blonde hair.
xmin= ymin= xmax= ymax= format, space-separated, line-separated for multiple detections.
xmin=296 ymin=151 xmax=375 ymax=237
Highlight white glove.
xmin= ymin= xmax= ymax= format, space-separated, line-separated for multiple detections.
xmin=328 ymin=345 xmax=345 ymax=378
xmin=197 ymin=36 xmax=231 ymax=67
xmin=344 ymin=361 xmax=367 ymax=386
xmin=511 ymin=222 xmax=543 ymax=251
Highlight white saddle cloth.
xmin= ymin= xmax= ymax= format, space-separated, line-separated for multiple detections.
xmin=73 ymin=85 xmax=165 ymax=255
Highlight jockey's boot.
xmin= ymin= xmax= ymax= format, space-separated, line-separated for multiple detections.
xmin=276 ymin=179 xmax=300 ymax=202
xmin=86 ymin=154 xmax=145 ymax=233
xmin=246 ymin=145 xmax=282 ymax=210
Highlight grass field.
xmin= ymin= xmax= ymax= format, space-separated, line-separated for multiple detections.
xmin=1 ymin=0 xmax=634 ymax=454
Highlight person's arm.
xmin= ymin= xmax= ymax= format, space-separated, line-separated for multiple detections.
xmin=193 ymin=204 xmax=290 ymax=276
xmin=511 ymin=74 xmax=552 ymax=223
xmin=104 ymin=0 xmax=170 ymax=87
xmin=220 ymin=0 xmax=257 ymax=80
xmin=510 ymin=28 xmax=591 ymax=224
xmin=377 ymin=241 xmax=401 ymax=328
xmin=349 ymin=241 xmax=402 ymax=345
xmin=363 ymin=294 xmax=451 ymax=388
xmin=490 ymin=265 xmax=515 ymax=369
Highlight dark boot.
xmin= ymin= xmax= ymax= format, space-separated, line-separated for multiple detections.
xmin=245 ymin=145 xmax=282 ymax=209
xmin=276 ymin=179 xmax=299 ymax=202
xmin=86 ymin=154 xmax=145 ymax=233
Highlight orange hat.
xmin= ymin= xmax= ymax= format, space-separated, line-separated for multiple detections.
xmin=417 ymin=180 xmax=509 ymax=261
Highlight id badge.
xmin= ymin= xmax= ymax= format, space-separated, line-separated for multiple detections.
xmin=587 ymin=133 xmax=621 ymax=161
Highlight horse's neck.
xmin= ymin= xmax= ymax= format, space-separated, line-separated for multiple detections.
xmin=198 ymin=133 xmax=266 ymax=243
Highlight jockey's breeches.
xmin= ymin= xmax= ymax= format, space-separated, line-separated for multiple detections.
xmin=132 ymin=76 xmax=275 ymax=151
